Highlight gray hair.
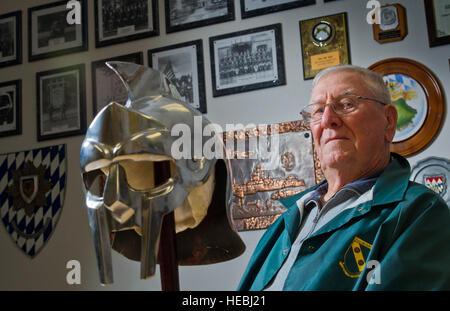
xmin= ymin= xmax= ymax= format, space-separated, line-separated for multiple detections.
xmin=312 ymin=65 xmax=391 ymax=105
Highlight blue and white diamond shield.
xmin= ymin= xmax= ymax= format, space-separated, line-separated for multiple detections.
xmin=0 ymin=144 xmax=66 ymax=258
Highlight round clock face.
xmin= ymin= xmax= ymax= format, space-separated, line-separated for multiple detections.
xmin=312 ymin=22 xmax=332 ymax=42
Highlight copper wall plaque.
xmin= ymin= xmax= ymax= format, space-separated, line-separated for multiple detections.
xmin=224 ymin=120 xmax=323 ymax=231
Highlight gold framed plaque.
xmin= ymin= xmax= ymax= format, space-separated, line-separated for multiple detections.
xmin=299 ymin=12 xmax=350 ymax=80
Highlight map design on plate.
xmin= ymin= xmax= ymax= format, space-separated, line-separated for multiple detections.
xmin=383 ymin=74 xmax=427 ymax=143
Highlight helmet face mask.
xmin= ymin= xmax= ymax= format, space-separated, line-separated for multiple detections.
xmin=80 ymin=62 xmax=245 ymax=284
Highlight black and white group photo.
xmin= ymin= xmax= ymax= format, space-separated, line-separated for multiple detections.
xmin=215 ymin=31 xmax=277 ymax=89
xmin=100 ymin=0 xmax=150 ymax=38
xmin=210 ymin=24 xmax=285 ymax=97
xmin=96 ymin=0 xmax=158 ymax=46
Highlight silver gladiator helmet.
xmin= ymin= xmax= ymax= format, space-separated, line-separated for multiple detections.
xmin=80 ymin=62 xmax=245 ymax=284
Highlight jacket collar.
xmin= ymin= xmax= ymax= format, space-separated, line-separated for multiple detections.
xmin=280 ymin=153 xmax=410 ymax=208
xmin=278 ymin=153 xmax=411 ymax=239
xmin=371 ymin=152 xmax=411 ymax=206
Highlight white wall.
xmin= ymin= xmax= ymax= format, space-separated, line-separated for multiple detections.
xmin=0 ymin=0 xmax=448 ymax=291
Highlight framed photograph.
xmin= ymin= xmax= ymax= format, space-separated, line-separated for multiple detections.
xmin=0 ymin=80 xmax=21 ymax=137
xmin=148 ymin=40 xmax=207 ymax=113
xmin=91 ymin=52 xmax=143 ymax=115
xmin=95 ymin=0 xmax=159 ymax=48
xmin=165 ymin=0 xmax=234 ymax=33
xmin=28 ymin=0 xmax=88 ymax=62
xmin=369 ymin=58 xmax=445 ymax=157
xmin=0 ymin=11 xmax=22 ymax=68
xmin=299 ymin=12 xmax=351 ymax=80
xmin=424 ymin=0 xmax=450 ymax=47
xmin=240 ymin=0 xmax=315 ymax=19
xmin=209 ymin=23 xmax=286 ymax=97
xmin=36 ymin=64 xmax=86 ymax=141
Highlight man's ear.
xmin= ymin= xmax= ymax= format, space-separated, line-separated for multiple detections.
xmin=384 ymin=104 xmax=398 ymax=143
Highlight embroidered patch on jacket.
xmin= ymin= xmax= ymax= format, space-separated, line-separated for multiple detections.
xmin=339 ymin=236 xmax=372 ymax=278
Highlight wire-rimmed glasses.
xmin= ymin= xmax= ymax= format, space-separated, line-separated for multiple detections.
xmin=300 ymin=94 xmax=387 ymax=124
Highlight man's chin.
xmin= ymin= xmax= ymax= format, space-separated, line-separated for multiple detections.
xmin=320 ymin=151 xmax=353 ymax=169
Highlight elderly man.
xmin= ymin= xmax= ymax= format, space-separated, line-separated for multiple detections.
xmin=238 ymin=65 xmax=450 ymax=290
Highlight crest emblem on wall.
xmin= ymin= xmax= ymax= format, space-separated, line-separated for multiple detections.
xmin=424 ymin=175 xmax=446 ymax=196
xmin=0 ymin=144 xmax=66 ymax=257
xmin=410 ymin=157 xmax=450 ymax=206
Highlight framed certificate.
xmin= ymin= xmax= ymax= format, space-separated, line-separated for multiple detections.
xmin=36 ymin=64 xmax=86 ymax=141
xmin=91 ymin=52 xmax=143 ymax=114
xmin=299 ymin=12 xmax=350 ymax=80
xmin=424 ymin=0 xmax=450 ymax=47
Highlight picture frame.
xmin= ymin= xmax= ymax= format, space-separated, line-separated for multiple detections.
xmin=240 ymin=0 xmax=315 ymax=19
xmin=209 ymin=23 xmax=286 ymax=97
xmin=0 ymin=79 xmax=21 ymax=138
xmin=299 ymin=12 xmax=351 ymax=80
xmin=424 ymin=0 xmax=450 ymax=47
xmin=0 ymin=11 xmax=22 ymax=68
xmin=148 ymin=40 xmax=207 ymax=113
xmin=36 ymin=64 xmax=86 ymax=141
xmin=369 ymin=58 xmax=445 ymax=157
xmin=165 ymin=0 xmax=234 ymax=34
xmin=28 ymin=0 xmax=88 ymax=62
xmin=95 ymin=0 xmax=159 ymax=48
xmin=91 ymin=52 xmax=144 ymax=115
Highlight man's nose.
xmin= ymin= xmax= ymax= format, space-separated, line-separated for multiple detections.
xmin=103 ymin=163 xmax=134 ymax=223
xmin=320 ymin=104 xmax=342 ymax=128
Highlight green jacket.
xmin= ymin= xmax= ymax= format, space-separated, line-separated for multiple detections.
xmin=238 ymin=153 xmax=450 ymax=290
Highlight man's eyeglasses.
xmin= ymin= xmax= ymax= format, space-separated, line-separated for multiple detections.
xmin=300 ymin=94 xmax=387 ymax=124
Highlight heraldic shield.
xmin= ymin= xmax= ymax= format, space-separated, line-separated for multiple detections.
xmin=0 ymin=144 xmax=66 ymax=258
